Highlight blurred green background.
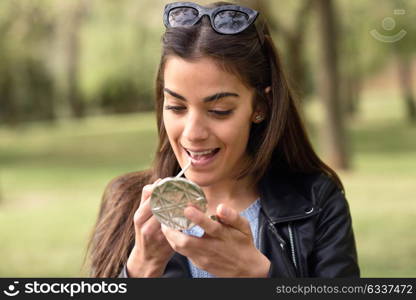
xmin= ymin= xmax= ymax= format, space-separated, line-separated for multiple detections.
xmin=0 ymin=0 xmax=415 ymax=277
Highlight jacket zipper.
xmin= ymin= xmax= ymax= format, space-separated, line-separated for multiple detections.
xmin=266 ymin=220 xmax=286 ymax=249
xmin=260 ymin=210 xmax=297 ymax=277
xmin=288 ymin=223 xmax=298 ymax=269
xmin=266 ymin=220 xmax=297 ymax=277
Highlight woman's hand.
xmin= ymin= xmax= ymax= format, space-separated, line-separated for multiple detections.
xmin=161 ymin=204 xmax=271 ymax=277
xmin=126 ymin=179 xmax=175 ymax=277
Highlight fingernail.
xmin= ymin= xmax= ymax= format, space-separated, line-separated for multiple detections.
xmin=209 ymin=215 xmax=219 ymax=222
xmin=219 ymin=205 xmax=230 ymax=217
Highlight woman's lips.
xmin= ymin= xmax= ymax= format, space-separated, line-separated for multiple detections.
xmin=184 ymin=148 xmax=220 ymax=167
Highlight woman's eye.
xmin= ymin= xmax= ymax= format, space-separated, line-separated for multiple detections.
xmin=164 ymin=105 xmax=186 ymax=112
xmin=164 ymin=106 xmax=233 ymax=117
xmin=209 ymin=110 xmax=233 ymax=116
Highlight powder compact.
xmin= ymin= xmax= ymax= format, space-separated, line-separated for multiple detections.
xmin=150 ymin=160 xmax=207 ymax=230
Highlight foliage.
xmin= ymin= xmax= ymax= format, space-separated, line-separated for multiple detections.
xmin=0 ymin=0 xmax=415 ymax=124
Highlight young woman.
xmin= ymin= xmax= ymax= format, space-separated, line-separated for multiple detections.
xmin=87 ymin=1 xmax=360 ymax=278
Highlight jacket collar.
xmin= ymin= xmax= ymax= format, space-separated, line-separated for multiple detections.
xmin=258 ymin=168 xmax=321 ymax=224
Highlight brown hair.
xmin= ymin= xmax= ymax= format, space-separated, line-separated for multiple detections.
xmin=86 ymin=1 xmax=343 ymax=277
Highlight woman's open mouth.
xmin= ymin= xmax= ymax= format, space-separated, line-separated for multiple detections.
xmin=183 ymin=147 xmax=221 ymax=167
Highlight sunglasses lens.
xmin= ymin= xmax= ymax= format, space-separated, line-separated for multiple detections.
xmin=213 ymin=10 xmax=249 ymax=34
xmin=168 ymin=7 xmax=199 ymax=26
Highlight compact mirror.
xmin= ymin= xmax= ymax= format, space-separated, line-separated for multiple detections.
xmin=150 ymin=161 xmax=207 ymax=230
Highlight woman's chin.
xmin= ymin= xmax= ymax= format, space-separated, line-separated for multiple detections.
xmin=185 ymin=173 xmax=215 ymax=188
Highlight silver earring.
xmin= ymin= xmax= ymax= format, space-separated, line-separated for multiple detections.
xmin=255 ymin=115 xmax=263 ymax=122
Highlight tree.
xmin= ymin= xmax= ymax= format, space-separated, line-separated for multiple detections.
xmin=391 ymin=1 xmax=416 ymax=123
xmin=0 ymin=0 xmax=56 ymax=125
xmin=396 ymin=54 xmax=416 ymax=122
xmin=338 ymin=1 xmax=365 ymax=118
xmin=54 ymin=0 xmax=89 ymax=118
xmin=316 ymin=0 xmax=349 ymax=170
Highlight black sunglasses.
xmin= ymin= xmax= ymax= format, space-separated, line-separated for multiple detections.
xmin=163 ymin=2 xmax=264 ymax=43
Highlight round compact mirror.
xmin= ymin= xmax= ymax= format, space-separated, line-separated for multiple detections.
xmin=150 ymin=176 xmax=207 ymax=230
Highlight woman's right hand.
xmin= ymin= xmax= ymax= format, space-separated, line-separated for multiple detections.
xmin=126 ymin=178 xmax=174 ymax=277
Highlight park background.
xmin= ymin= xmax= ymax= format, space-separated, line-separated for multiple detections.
xmin=0 ymin=0 xmax=415 ymax=277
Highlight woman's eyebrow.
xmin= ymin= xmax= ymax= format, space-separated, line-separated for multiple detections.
xmin=163 ymin=88 xmax=239 ymax=103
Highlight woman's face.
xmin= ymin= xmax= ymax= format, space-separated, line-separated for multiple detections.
xmin=163 ymin=56 xmax=257 ymax=187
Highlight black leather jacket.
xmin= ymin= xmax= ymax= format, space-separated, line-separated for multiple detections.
xmin=119 ymin=169 xmax=360 ymax=278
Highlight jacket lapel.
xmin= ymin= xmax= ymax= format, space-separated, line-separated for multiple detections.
xmin=258 ymin=169 xmax=321 ymax=224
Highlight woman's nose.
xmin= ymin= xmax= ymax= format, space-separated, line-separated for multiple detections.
xmin=182 ymin=112 xmax=209 ymax=142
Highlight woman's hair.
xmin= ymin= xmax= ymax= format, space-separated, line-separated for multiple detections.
xmin=86 ymin=1 xmax=343 ymax=277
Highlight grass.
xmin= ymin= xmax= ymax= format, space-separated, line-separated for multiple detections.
xmin=0 ymin=113 xmax=158 ymax=277
xmin=1 ymin=90 xmax=415 ymax=277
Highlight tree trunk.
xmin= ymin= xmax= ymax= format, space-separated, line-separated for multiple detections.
xmin=397 ymin=57 xmax=416 ymax=123
xmin=344 ymin=72 xmax=361 ymax=117
xmin=0 ymin=71 xmax=19 ymax=126
xmin=0 ymin=174 xmax=3 ymax=204
xmin=342 ymin=39 xmax=362 ymax=118
xmin=316 ymin=0 xmax=349 ymax=170
xmin=57 ymin=0 xmax=87 ymax=119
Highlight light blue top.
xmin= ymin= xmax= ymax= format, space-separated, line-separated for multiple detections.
xmin=182 ymin=198 xmax=261 ymax=278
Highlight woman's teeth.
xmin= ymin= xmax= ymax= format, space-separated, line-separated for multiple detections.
xmin=186 ymin=148 xmax=219 ymax=159
xmin=188 ymin=149 xmax=215 ymax=156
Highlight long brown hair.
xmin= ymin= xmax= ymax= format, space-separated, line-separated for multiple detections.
xmin=86 ymin=1 xmax=343 ymax=277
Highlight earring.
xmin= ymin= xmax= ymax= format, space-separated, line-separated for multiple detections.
xmin=255 ymin=115 xmax=264 ymax=122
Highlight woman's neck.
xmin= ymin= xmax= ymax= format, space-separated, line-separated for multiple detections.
xmin=201 ymin=175 xmax=259 ymax=215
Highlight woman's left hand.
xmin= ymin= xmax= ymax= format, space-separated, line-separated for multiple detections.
xmin=161 ymin=203 xmax=271 ymax=277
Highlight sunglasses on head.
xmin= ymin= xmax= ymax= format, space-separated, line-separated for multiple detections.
xmin=163 ymin=2 xmax=265 ymax=43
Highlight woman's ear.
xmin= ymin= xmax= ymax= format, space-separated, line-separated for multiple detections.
xmin=253 ymin=113 xmax=265 ymax=123
xmin=252 ymin=86 xmax=271 ymax=123
xmin=252 ymin=107 xmax=266 ymax=124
